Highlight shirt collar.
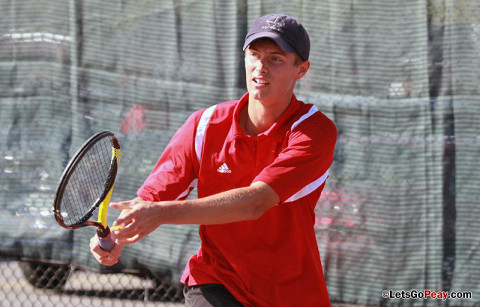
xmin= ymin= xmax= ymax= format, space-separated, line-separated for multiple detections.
xmin=229 ymin=93 xmax=302 ymax=142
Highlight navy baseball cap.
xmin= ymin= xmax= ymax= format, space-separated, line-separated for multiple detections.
xmin=243 ymin=14 xmax=310 ymax=61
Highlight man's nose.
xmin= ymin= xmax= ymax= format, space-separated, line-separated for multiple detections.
xmin=254 ymin=58 xmax=268 ymax=73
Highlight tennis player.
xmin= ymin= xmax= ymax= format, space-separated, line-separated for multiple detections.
xmin=90 ymin=14 xmax=337 ymax=307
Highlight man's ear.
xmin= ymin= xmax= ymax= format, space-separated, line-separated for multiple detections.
xmin=296 ymin=60 xmax=310 ymax=80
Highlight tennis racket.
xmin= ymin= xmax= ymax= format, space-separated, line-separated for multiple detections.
xmin=53 ymin=131 xmax=121 ymax=251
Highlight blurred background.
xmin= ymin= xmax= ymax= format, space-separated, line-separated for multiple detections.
xmin=1 ymin=0 xmax=479 ymax=306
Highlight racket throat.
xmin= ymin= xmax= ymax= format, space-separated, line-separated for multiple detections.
xmin=96 ymin=225 xmax=111 ymax=239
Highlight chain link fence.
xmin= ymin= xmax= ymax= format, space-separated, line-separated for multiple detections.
xmin=1 ymin=260 xmax=183 ymax=306
xmin=1 ymin=260 xmax=372 ymax=307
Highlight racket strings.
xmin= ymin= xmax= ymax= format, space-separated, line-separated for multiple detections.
xmin=60 ymin=138 xmax=114 ymax=226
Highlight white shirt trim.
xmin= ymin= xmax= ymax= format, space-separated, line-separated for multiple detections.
xmin=285 ymin=169 xmax=329 ymax=203
xmin=291 ymin=105 xmax=318 ymax=131
xmin=176 ymin=179 xmax=198 ymax=200
xmin=284 ymin=105 xmax=327 ymax=202
xmin=195 ymin=105 xmax=216 ymax=163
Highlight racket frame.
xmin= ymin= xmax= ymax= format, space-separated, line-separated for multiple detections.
xmin=53 ymin=131 xmax=121 ymax=243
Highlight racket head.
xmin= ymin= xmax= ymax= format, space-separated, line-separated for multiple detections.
xmin=53 ymin=131 xmax=120 ymax=231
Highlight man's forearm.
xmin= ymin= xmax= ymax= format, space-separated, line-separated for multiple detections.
xmin=110 ymin=181 xmax=280 ymax=246
xmin=158 ymin=181 xmax=280 ymax=225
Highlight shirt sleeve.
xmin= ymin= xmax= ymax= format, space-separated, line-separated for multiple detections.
xmin=137 ymin=110 xmax=202 ymax=202
xmin=253 ymin=112 xmax=337 ymax=203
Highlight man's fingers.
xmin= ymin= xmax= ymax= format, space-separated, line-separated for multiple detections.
xmin=110 ymin=200 xmax=134 ymax=210
xmin=113 ymin=218 xmax=141 ymax=241
xmin=111 ymin=197 xmax=145 ymax=210
xmin=111 ymin=220 xmax=149 ymax=246
xmin=106 ymin=197 xmax=158 ymax=247
xmin=112 ymin=202 xmax=140 ymax=227
xmin=113 ymin=211 xmax=136 ymax=228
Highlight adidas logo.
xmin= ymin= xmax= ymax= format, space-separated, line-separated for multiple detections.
xmin=217 ymin=163 xmax=232 ymax=174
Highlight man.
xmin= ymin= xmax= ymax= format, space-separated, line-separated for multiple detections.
xmin=90 ymin=14 xmax=337 ymax=306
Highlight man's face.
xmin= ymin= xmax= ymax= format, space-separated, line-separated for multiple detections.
xmin=244 ymin=38 xmax=309 ymax=106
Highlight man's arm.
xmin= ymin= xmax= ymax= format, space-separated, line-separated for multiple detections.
xmin=111 ymin=181 xmax=279 ymax=246
xmin=90 ymin=181 xmax=278 ymax=266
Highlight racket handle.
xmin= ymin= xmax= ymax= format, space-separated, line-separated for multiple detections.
xmin=97 ymin=228 xmax=114 ymax=252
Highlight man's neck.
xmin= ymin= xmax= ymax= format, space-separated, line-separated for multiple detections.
xmin=240 ymin=96 xmax=292 ymax=137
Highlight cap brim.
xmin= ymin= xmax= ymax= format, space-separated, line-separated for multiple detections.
xmin=243 ymin=32 xmax=295 ymax=54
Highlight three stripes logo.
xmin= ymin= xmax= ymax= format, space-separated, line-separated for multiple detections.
xmin=217 ymin=163 xmax=232 ymax=174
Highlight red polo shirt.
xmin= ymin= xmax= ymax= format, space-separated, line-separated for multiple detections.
xmin=137 ymin=93 xmax=337 ymax=307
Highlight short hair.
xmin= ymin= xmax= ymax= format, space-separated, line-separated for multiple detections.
xmin=293 ymin=53 xmax=305 ymax=67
